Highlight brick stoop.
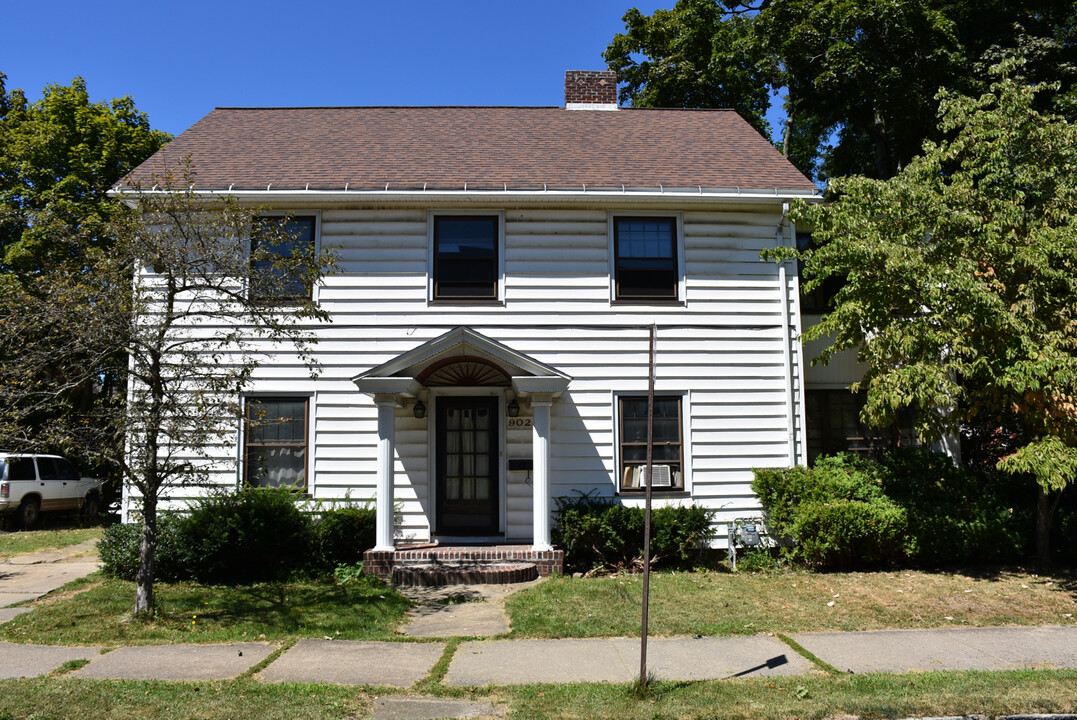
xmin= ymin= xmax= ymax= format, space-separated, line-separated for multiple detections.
xmin=364 ymin=545 xmax=564 ymax=586
xmin=393 ymin=561 xmax=537 ymax=586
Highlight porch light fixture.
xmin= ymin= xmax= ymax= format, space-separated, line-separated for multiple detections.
xmin=413 ymin=400 xmax=427 ymax=419
xmin=507 ymin=398 xmax=520 ymax=417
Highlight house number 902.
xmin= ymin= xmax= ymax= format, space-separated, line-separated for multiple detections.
xmin=507 ymin=418 xmax=532 ymax=429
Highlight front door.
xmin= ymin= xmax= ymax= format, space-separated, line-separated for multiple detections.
xmin=436 ymin=396 xmax=499 ymax=536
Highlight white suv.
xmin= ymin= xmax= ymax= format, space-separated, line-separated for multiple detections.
xmin=0 ymin=453 xmax=101 ymax=529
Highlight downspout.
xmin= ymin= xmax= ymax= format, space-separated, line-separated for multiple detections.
xmin=776 ymin=203 xmax=797 ymax=467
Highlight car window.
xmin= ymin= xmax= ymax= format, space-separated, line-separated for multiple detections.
xmin=54 ymin=458 xmax=80 ymax=481
xmin=8 ymin=458 xmax=36 ymax=481
xmin=36 ymin=458 xmax=59 ymax=480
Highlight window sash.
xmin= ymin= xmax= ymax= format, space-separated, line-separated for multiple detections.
xmin=433 ymin=216 xmax=499 ymax=299
xmin=251 ymin=216 xmax=315 ymax=300
xmin=618 ymin=396 xmax=684 ymax=490
xmin=614 ymin=217 xmax=678 ymax=300
xmin=245 ymin=397 xmax=309 ymax=490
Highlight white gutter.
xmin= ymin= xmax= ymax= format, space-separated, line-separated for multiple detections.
xmin=776 ymin=202 xmax=798 ymax=467
xmin=109 ymin=187 xmax=820 ymax=207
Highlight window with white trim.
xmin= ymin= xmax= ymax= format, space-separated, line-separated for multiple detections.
xmin=251 ymin=215 xmax=316 ymax=301
xmin=432 ymin=215 xmax=500 ymax=300
xmin=612 ymin=216 xmax=679 ymax=301
xmin=618 ymin=395 xmax=684 ymax=491
xmin=244 ymin=397 xmax=309 ymax=490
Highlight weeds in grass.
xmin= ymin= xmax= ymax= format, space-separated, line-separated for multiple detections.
xmin=50 ymin=659 xmax=89 ymax=676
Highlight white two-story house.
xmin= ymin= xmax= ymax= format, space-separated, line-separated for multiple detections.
xmin=118 ymin=71 xmax=830 ymax=578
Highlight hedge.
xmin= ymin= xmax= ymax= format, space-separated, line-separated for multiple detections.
xmin=752 ymin=450 xmax=1027 ymax=570
xmin=554 ymin=495 xmax=713 ymax=573
xmin=99 ymin=489 xmax=377 ymax=583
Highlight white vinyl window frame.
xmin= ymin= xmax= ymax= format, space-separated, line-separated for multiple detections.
xmin=612 ymin=389 xmax=693 ymax=495
xmin=607 ymin=211 xmax=686 ymax=305
xmin=426 ymin=210 xmax=506 ymax=304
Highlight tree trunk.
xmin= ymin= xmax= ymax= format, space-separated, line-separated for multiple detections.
xmin=134 ymin=490 xmax=157 ymax=618
xmin=782 ymin=107 xmax=793 ymax=159
xmin=873 ymin=107 xmax=892 ymax=179
xmin=1035 ymin=487 xmax=1052 ymax=566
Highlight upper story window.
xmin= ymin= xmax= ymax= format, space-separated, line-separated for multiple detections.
xmin=618 ymin=395 xmax=685 ymax=492
xmin=251 ymin=216 xmax=316 ymax=301
xmin=797 ymin=232 xmax=843 ymax=314
xmin=244 ymin=397 xmax=309 ymax=490
xmin=432 ymin=215 xmax=500 ymax=300
xmin=612 ymin=216 xmax=679 ymax=301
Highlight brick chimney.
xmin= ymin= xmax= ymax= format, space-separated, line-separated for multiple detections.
xmin=564 ymin=70 xmax=619 ymax=110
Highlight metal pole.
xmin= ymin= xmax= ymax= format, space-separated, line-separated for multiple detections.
xmin=640 ymin=323 xmax=656 ymax=686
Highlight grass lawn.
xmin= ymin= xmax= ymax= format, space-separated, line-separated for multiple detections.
xmin=506 ymin=567 xmax=1077 ymax=637
xmin=0 ymin=527 xmax=102 ymax=562
xmin=0 ymin=574 xmax=412 ymax=646
xmin=0 ymin=677 xmax=377 ymax=720
xmin=0 ymin=669 xmax=1073 ymax=720
xmin=503 ymin=668 xmax=1077 ymax=720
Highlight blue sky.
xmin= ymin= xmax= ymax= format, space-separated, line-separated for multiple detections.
xmin=3 ymin=0 xmax=675 ymax=137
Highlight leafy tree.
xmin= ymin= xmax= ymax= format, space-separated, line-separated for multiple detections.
xmin=795 ymin=56 xmax=1077 ymax=563
xmin=0 ymin=73 xmax=170 ymax=271
xmin=0 ymin=167 xmax=335 ymax=616
xmin=0 ymin=74 xmax=170 ymax=482
xmin=604 ymin=0 xmax=774 ymax=136
xmin=605 ymin=1 xmax=1077 ymax=181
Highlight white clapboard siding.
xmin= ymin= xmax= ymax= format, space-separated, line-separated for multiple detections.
xmin=126 ymin=202 xmax=807 ymax=547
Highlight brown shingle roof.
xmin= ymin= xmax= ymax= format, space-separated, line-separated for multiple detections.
xmin=122 ymin=106 xmax=816 ymax=194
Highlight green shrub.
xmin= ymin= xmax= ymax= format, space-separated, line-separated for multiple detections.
xmin=313 ymin=505 xmax=376 ymax=569
xmin=753 ymin=454 xmax=911 ymax=569
xmin=881 ymin=449 xmax=1025 ymax=565
xmin=753 ymin=451 xmax=1031 ymax=569
xmin=734 ymin=547 xmax=781 ymax=572
xmin=98 ymin=514 xmax=188 ymax=581
xmin=554 ymin=495 xmax=713 ymax=573
xmin=177 ymin=487 xmax=314 ymax=584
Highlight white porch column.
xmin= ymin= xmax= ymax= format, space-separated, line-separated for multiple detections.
xmin=531 ymin=393 xmax=554 ymax=551
xmin=373 ymin=393 xmax=398 ymax=551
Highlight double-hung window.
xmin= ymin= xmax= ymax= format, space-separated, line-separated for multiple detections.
xmin=251 ymin=216 xmax=316 ymax=301
xmin=613 ymin=216 xmax=679 ymax=301
xmin=618 ymin=395 xmax=684 ymax=491
xmin=432 ymin=215 xmax=500 ymax=300
xmin=244 ymin=397 xmax=309 ymax=490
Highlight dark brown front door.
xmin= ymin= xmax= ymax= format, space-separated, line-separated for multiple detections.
xmin=436 ymin=396 xmax=499 ymax=535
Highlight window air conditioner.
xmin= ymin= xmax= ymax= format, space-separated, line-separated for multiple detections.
xmin=639 ymin=465 xmax=672 ymax=487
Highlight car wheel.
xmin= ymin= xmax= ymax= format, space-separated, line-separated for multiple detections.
xmin=80 ymin=493 xmax=99 ymax=523
xmin=17 ymin=497 xmax=40 ymax=530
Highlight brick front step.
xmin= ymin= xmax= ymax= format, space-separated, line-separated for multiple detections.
xmin=393 ymin=561 xmax=538 ymax=586
xmin=364 ymin=545 xmax=563 ymax=585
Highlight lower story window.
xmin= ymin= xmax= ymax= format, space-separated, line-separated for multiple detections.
xmin=805 ymin=389 xmax=917 ymax=464
xmin=619 ymin=395 xmax=684 ymax=491
xmin=245 ymin=397 xmax=309 ymax=489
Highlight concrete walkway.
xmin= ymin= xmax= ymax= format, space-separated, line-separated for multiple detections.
xmin=1 ymin=542 xmax=1075 ymax=690
xmin=0 ymin=626 xmax=1071 ymax=687
xmin=0 ymin=538 xmax=100 ymax=621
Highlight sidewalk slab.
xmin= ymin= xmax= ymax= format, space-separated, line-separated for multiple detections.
xmin=0 ymin=608 xmax=31 ymax=624
xmin=446 ymin=635 xmax=810 ymax=686
xmin=0 ymin=643 xmax=102 ymax=678
xmin=0 ymin=561 xmax=100 ymax=606
xmin=75 ymin=643 xmax=274 ymax=680
xmin=260 ymin=639 xmax=444 ymax=687
xmin=792 ymin=626 xmax=1077 ymax=674
xmin=448 ymin=638 xmax=629 ymax=685
xmin=371 ymin=696 xmax=504 ymax=719
xmin=403 ymin=602 xmax=509 ymax=638
xmin=611 ymin=636 xmax=816 ymax=681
